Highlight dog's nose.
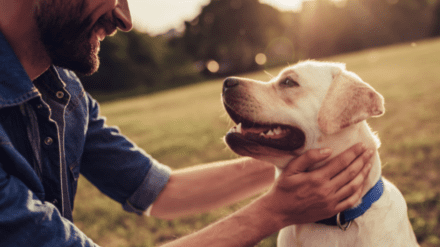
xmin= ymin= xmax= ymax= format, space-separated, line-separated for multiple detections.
xmin=223 ymin=78 xmax=239 ymax=93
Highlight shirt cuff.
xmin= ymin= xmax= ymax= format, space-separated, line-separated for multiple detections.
xmin=123 ymin=160 xmax=171 ymax=215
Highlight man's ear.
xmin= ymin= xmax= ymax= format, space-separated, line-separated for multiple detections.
xmin=317 ymin=69 xmax=385 ymax=135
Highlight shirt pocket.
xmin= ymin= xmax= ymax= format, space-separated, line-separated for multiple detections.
xmin=68 ymin=160 xmax=81 ymax=198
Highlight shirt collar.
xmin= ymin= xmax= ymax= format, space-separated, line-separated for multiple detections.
xmin=0 ymin=31 xmax=40 ymax=108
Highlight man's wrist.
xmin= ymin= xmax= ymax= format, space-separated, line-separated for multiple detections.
xmin=160 ymin=196 xmax=283 ymax=247
xmin=254 ymin=192 xmax=288 ymax=231
xmin=219 ymin=195 xmax=285 ymax=246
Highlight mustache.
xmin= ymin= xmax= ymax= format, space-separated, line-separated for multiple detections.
xmin=94 ymin=15 xmax=117 ymax=37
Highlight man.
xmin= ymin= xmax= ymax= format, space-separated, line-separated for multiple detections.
xmin=0 ymin=1 xmax=373 ymax=246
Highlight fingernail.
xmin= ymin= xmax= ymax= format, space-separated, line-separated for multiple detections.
xmin=320 ymin=148 xmax=332 ymax=155
xmin=366 ymin=149 xmax=374 ymax=157
xmin=367 ymin=163 xmax=372 ymax=169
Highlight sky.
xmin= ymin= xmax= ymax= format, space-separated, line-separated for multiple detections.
xmin=128 ymin=0 xmax=304 ymax=35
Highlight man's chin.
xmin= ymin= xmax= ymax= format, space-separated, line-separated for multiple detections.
xmin=76 ymin=60 xmax=100 ymax=76
xmin=53 ymin=57 xmax=99 ymax=76
xmin=51 ymin=45 xmax=100 ymax=76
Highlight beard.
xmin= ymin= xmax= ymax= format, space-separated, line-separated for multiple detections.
xmin=34 ymin=1 xmax=113 ymax=76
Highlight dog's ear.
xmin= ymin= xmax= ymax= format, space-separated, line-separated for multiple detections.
xmin=317 ymin=68 xmax=385 ymax=135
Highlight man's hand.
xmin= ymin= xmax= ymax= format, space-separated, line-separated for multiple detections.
xmin=161 ymin=143 xmax=373 ymax=247
xmin=259 ymin=143 xmax=373 ymax=228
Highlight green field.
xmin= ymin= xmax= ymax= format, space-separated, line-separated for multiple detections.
xmin=73 ymin=38 xmax=440 ymax=246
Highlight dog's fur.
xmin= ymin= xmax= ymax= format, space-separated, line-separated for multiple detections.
xmin=222 ymin=61 xmax=418 ymax=246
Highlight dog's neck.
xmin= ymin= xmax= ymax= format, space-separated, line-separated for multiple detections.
xmin=313 ymin=121 xmax=382 ymax=199
xmin=321 ymin=121 xmax=381 ymax=200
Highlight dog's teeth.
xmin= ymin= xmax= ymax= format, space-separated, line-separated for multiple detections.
xmin=260 ymin=132 xmax=265 ymax=137
xmin=266 ymin=130 xmax=274 ymax=136
xmin=274 ymin=127 xmax=282 ymax=135
xmin=237 ymin=123 xmax=242 ymax=133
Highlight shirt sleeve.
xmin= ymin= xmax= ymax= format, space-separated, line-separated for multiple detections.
xmin=80 ymin=93 xmax=171 ymax=214
xmin=0 ymin=160 xmax=98 ymax=246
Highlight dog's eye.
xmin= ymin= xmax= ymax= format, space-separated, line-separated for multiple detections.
xmin=281 ymin=78 xmax=299 ymax=88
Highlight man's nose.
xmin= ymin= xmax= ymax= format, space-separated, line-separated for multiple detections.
xmin=113 ymin=0 xmax=133 ymax=32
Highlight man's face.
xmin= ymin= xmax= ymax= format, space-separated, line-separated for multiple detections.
xmin=33 ymin=0 xmax=132 ymax=75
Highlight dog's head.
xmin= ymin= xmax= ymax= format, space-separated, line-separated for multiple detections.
xmin=222 ymin=61 xmax=384 ymax=168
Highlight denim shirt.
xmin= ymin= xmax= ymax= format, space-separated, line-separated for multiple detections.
xmin=0 ymin=31 xmax=171 ymax=246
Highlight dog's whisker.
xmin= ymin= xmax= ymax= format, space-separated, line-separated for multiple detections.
xmin=264 ymin=70 xmax=274 ymax=79
xmin=220 ymin=111 xmax=229 ymax=118
xmin=224 ymin=117 xmax=234 ymax=128
xmin=219 ymin=111 xmax=235 ymax=127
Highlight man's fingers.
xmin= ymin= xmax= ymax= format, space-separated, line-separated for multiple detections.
xmin=318 ymin=143 xmax=367 ymax=179
xmin=334 ymin=182 xmax=364 ymax=213
xmin=331 ymin=148 xmax=374 ymax=190
xmin=333 ymin=162 xmax=372 ymax=212
xmin=283 ymin=148 xmax=333 ymax=176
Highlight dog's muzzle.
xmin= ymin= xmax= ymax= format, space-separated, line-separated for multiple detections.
xmin=222 ymin=77 xmax=305 ymax=154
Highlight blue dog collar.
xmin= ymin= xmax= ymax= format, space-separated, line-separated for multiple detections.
xmin=345 ymin=177 xmax=384 ymax=221
xmin=316 ymin=177 xmax=384 ymax=230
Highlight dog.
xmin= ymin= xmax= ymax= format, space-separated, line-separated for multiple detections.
xmin=222 ymin=61 xmax=419 ymax=246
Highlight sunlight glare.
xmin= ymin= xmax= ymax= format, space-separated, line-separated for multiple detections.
xmin=129 ymin=0 xmax=308 ymax=34
xmin=259 ymin=0 xmax=304 ymax=12
xmin=129 ymin=0 xmax=210 ymax=34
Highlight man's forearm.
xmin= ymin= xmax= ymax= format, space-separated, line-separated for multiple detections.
xmin=150 ymin=158 xmax=275 ymax=219
xmin=160 ymin=194 xmax=280 ymax=247
xmin=156 ymin=144 xmax=373 ymax=246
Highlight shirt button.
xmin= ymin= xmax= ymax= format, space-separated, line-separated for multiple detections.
xmin=56 ymin=91 xmax=64 ymax=99
xmin=44 ymin=137 xmax=54 ymax=146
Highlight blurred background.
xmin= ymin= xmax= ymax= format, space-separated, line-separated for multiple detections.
xmin=74 ymin=0 xmax=440 ymax=246
xmin=83 ymin=0 xmax=440 ymax=99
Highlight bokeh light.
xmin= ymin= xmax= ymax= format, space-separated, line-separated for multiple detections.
xmin=206 ymin=60 xmax=220 ymax=73
xmin=255 ymin=53 xmax=267 ymax=65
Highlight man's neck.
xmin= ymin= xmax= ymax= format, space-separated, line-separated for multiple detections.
xmin=0 ymin=0 xmax=51 ymax=81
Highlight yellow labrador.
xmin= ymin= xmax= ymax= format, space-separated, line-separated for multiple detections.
xmin=222 ymin=61 xmax=418 ymax=246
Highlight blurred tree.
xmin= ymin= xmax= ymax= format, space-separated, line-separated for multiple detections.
xmin=431 ymin=0 xmax=440 ymax=36
xmin=296 ymin=0 xmax=436 ymax=58
xmin=81 ymin=30 xmax=200 ymax=93
xmin=79 ymin=0 xmax=440 ymax=96
xmin=81 ymin=31 xmax=159 ymax=92
xmin=177 ymin=0 xmax=294 ymax=75
xmin=358 ymin=0 xmax=434 ymax=42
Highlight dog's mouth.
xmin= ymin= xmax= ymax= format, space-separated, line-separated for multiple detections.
xmin=224 ymin=106 xmax=305 ymax=152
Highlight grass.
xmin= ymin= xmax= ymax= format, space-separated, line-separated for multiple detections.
xmin=73 ymin=38 xmax=440 ymax=246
